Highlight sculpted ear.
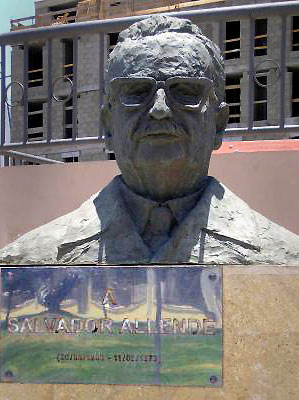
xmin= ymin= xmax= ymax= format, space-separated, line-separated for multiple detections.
xmin=214 ymin=102 xmax=229 ymax=150
xmin=100 ymin=102 xmax=113 ymax=151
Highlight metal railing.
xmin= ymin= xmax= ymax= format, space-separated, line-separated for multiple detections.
xmin=1 ymin=1 xmax=299 ymax=164
xmin=10 ymin=7 xmax=78 ymax=31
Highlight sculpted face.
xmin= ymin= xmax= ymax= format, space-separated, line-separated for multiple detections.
xmin=102 ymin=29 xmax=228 ymax=200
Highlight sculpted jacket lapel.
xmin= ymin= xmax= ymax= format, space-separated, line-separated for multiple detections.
xmin=58 ymin=176 xmax=262 ymax=265
xmin=58 ymin=176 xmax=151 ymax=264
xmin=152 ymin=178 xmax=262 ymax=265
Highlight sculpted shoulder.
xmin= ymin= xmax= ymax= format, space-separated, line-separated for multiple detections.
xmin=0 ymin=210 xmax=74 ymax=265
xmin=194 ymin=179 xmax=299 ymax=266
xmin=0 ymin=187 xmax=105 ymax=265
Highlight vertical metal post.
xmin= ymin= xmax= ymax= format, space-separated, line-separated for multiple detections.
xmin=218 ymin=20 xmax=224 ymax=53
xmin=248 ymin=17 xmax=255 ymax=130
xmin=99 ymin=32 xmax=105 ymax=138
xmin=154 ymin=268 xmax=162 ymax=385
xmin=47 ymin=39 xmax=52 ymax=143
xmin=23 ymin=43 xmax=28 ymax=144
xmin=146 ymin=268 xmax=155 ymax=322
xmin=280 ymin=16 xmax=286 ymax=129
xmin=1 ymin=46 xmax=6 ymax=146
xmin=0 ymin=269 xmax=2 ymax=334
xmin=72 ymin=36 xmax=78 ymax=140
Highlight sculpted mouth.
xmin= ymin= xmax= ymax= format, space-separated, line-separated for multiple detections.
xmin=137 ymin=131 xmax=183 ymax=141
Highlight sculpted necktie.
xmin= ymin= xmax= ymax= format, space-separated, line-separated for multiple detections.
xmin=143 ymin=205 xmax=176 ymax=252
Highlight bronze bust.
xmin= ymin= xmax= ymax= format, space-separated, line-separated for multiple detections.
xmin=0 ymin=16 xmax=298 ymax=265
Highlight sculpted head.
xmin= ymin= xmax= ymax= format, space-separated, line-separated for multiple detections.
xmin=101 ymin=16 xmax=229 ymax=201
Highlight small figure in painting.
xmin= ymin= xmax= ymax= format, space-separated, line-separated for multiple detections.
xmin=102 ymin=288 xmax=117 ymax=318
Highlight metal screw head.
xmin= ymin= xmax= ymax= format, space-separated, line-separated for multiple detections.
xmin=209 ymin=375 xmax=218 ymax=384
xmin=208 ymin=273 xmax=217 ymax=281
xmin=4 ymin=370 xmax=14 ymax=380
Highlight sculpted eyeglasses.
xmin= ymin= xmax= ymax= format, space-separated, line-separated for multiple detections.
xmin=109 ymin=76 xmax=217 ymax=112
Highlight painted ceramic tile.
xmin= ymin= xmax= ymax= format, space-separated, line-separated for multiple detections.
xmin=0 ymin=266 xmax=222 ymax=386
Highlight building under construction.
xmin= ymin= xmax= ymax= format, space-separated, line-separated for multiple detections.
xmin=5 ymin=0 xmax=299 ymax=164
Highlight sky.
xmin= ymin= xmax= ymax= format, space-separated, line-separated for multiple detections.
xmin=0 ymin=0 xmax=35 ymax=79
xmin=0 ymin=0 xmax=35 ymax=34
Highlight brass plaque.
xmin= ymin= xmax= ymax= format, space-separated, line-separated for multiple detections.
xmin=0 ymin=266 xmax=222 ymax=386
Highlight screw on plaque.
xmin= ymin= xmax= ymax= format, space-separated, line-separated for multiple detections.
xmin=209 ymin=375 xmax=218 ymax=385
xmin=208 ymin=273 xmax=217 ymax=281
xmin=4 ymin=370 xmax=14 ymax=380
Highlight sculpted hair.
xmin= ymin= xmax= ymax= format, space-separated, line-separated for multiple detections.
xmin=104 ymin=15 xmax=225 ymax=104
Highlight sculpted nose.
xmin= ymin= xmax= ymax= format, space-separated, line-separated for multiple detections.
xmin=148 ymin=88 xmax=172 ymax=120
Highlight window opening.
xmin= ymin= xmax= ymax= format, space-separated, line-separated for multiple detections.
xmin=28 ymin=102 xmax=44 ymax=141
xmin=23 ymin=161 xmax=39 ymax=165
xmin=50 ymin=2 xmax=77 ymax=24
xmin=254 ymin=74 xmax=267 ymax=121
xmin=291 ymin=69 xmax=299 ymax=117
xmin=108 ymin=32 xmax=119 ymax=54
xmin=254 ymin=19 xmax=267 ymax=56
xmin=63 ymin=156 xmax=79 ymax=163
xmin=64 ymin=98 xmax=73 ymax=138
xmin=28 ymin=45 xmax=43 ymax=88
xmin=28 ymin=102 xmax=43 ymax=127
xmin=225 ymin=75 xmax=241 ymax=124
xmin=63 ymin=39 xmax=73 ymax=80
xmin=292 ymin=16 xmax=299 ymax=51
xmin=108 ymin=152 xmax=116 ymax=160
xmin=224 ymin=21 xmax=240 ymax=60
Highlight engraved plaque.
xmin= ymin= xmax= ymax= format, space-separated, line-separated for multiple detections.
xmin=0 ymin=266 xmax=222 ymax=386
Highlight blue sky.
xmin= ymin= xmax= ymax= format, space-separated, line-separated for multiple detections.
xmin=0 ymin=0 xmax=35 ymax=78
xmin=0 ymin=0 xmax=35 ymax=34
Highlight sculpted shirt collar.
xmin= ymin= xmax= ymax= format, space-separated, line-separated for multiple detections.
xmin=119 ymin=176 xmax=211 ymax=235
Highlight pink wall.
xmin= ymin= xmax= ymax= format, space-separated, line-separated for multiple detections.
xmin=0 ymin=141 xmax=298 ymax=249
